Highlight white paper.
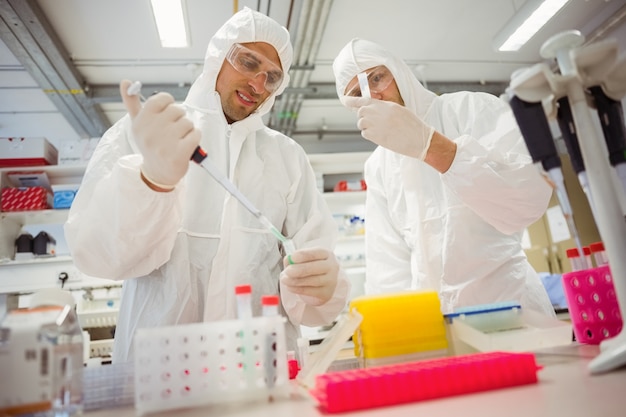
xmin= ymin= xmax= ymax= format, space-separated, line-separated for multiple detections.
xmin=546 ymin=205 xmax=571 ymax=243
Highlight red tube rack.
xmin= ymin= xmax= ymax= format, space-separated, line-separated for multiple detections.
xmin=310 ymin=351 xmax=541 ymax=413
xmin=562 ymin=265 xmax=623 ymax=344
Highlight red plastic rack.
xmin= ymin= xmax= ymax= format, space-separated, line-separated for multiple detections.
xmin=310 ymin=351 xmax=541 ymax=413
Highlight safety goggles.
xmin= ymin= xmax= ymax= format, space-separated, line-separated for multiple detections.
xmin=225 ymin=43 xmax=284 ymax=92
xmin=344 ymin=65 xmax=394 ymax=97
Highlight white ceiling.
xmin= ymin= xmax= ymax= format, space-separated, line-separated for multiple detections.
xmin=1 ymin=0 xmax=625 ymax=155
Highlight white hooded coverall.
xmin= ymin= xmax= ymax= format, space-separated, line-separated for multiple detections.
xmin=333 ymin=39 xmax=555 ymax=316
xmin=65 ymin=8 xmax=349 ymax=363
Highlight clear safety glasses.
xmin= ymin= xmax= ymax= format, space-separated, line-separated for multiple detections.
xmin=225 ymin=43 xmax=284 ymax=92
xmin=344 ymin=65 xmax=394 ymax=97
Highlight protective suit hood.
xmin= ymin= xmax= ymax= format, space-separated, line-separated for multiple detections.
xmin=332 ymin=38 xmax=437 ymax=119
xmin=185 ymin=7 xmax=293 ymax=117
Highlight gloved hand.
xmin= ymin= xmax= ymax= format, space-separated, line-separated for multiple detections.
xmin=280 ymin=247 xmax=340 ymax=306
xmin=341 ymin=96 xmax=435 ymax=160
xmin=120 ymin=79 xmax=201 ymax=189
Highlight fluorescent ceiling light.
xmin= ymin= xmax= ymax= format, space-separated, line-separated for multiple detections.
xmin=494 ymin=0 xmax=570 ymax=52
xmin=150 ymin=0 xmax=189 ymax=48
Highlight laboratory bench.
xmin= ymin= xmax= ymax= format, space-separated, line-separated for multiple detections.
xmin=85 ymin=343 xmax=626 ymax=417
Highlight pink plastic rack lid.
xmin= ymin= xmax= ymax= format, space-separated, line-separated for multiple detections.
xmin=562 ymin=265 xmax=623 ymax=345
xmin=311 ymin=351 xmax=541 ymax=414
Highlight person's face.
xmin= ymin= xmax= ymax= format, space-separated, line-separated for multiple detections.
xmin=216 ymin=42 xmax=283 ymax=124
xmin=344 ymin=65 xmax=405 ymax=106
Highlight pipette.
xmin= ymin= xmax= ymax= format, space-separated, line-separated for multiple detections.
xmin=507 ymin=94 xmax=584 ymax=256
xmin=357 ymin=72 xmax=371 ymax=98
xmin=126 ymin=81 xmax=296 ymax=255
xmin=189 ymin=147 xmax=296 ymax=254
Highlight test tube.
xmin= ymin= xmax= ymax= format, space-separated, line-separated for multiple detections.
xmin=235 ymin=284 xmax=253 ymax=319
xmin=589 ymin=241 xmax=609 ymax=267
xmin=582 ymin=246 xmax=593 ymax=269
xmin=261 ymin=295 xmax=279 ymax=317
xmin=357 ymin=72 xmax=371 ymax=98
xmin=297 ymin=337 xmax=310 ymax=371
xmin=566 ymin=248 xmax=587 ymax=271
xmin=262 ymin=295 xmax=279 ymax=400
xmin=287 ymin=351 xmax=299 ymax=379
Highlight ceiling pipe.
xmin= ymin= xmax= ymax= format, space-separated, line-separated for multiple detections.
xmin=0 ymin=0 xmax=110 ymax=137
xmin=583 ymin=2 xmax=626 ymax=45
xmin=283 ymin=0 xmax=333 ymax=136
xmin=269 ymin=0 xmax=312 ymax=129
xmin=271 ymin=0 xmax=334 ymax=134
xmin=89 ymin=81 xmax=509 ymax=103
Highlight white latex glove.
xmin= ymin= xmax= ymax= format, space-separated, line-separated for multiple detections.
xmin=120 ymin=79 xmax=201 ymax=189
xmin=280 ymin=247 xmax=340 ymax=306
xmin=341 ymin=96 xmax=435 ymax=160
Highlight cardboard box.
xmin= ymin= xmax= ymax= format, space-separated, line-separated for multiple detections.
xmin=6 ymin=171 xmax=52 ymax=191
xmin=0 ymin=137 xmax=58 ymax=167
xmin=58 ymin=138 xmax=99 ymax=165
xmin=1 ymin=186 xmax=53 ymax=212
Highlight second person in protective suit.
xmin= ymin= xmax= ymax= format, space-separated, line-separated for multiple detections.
xmin=333 ymin=38 xmax=555 ymax=317
xmin=65 ymin=8 xmax=350 ymax=363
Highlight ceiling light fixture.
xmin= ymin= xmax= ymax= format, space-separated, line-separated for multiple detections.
xmin=150 ymin=0 xmax=189 ymax=48
xmin=493 ymin=0 xmax=570 ymax=52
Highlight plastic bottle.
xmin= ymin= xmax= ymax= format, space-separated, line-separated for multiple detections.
xmin=31 ymin=288 xmax=84 ymax=417
xmin=14 ymin=232 xmax=34 ymax=260
xmin=33 ymin=230 xmax=56 ymax=257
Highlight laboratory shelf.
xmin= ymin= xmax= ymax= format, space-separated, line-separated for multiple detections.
xmin=0 ymin=164 xmax=86 ymax=185
xmin=0 ymin=254 xmax=73 ymax=267
xmin=308 ymin=152 xmax=370 ymax=176
xmin=336 ymin=234 xmax=365 ymax=242
xmin=0 ymin=257 xmax=119 ymax=294
xmin=323 ymin=190 xmax=366 ymax=204
xmin=1 ymin=208 xmax=69 ymax=226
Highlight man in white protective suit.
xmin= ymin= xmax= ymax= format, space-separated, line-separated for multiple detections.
xmin=65 ymin=8 xmax=350 ymax=363
xmin=332 ymin=38 xmax=555 ymax=317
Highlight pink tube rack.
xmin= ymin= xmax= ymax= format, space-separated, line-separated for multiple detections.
xmin=561 ymin=265 xmax=623 ymax=344
xmin=310 ymin=351 xmax=540 ymax=413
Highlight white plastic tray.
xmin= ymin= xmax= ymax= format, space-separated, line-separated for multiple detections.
xmin=450 ymin=309 xmax=572 ymax=352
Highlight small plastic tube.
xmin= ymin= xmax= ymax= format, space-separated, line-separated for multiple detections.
xmin=262 ymin=295 xmax=280 ymax=399
xmin=589 ymin=241 xmax=609 ymax=267
xmin=297 ymin=337 xmax=310 ymax=371
xmin=357 ymin=72 xmax=371 ymax=98
xmin=566 ymin=248 xmax=586 ymax=271
xmin=287 ymin=351 xmax=299 ymax=379
xmin=262 ymin=295 xmax=279 ymax=317
xmin=235 ymin=284 xmax=253 ymax=319
xmin=582 ymin=246 xmax=593 ymax=269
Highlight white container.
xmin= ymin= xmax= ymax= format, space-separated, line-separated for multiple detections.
xmin=450 ymin=309 xmax=572 ymax=353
